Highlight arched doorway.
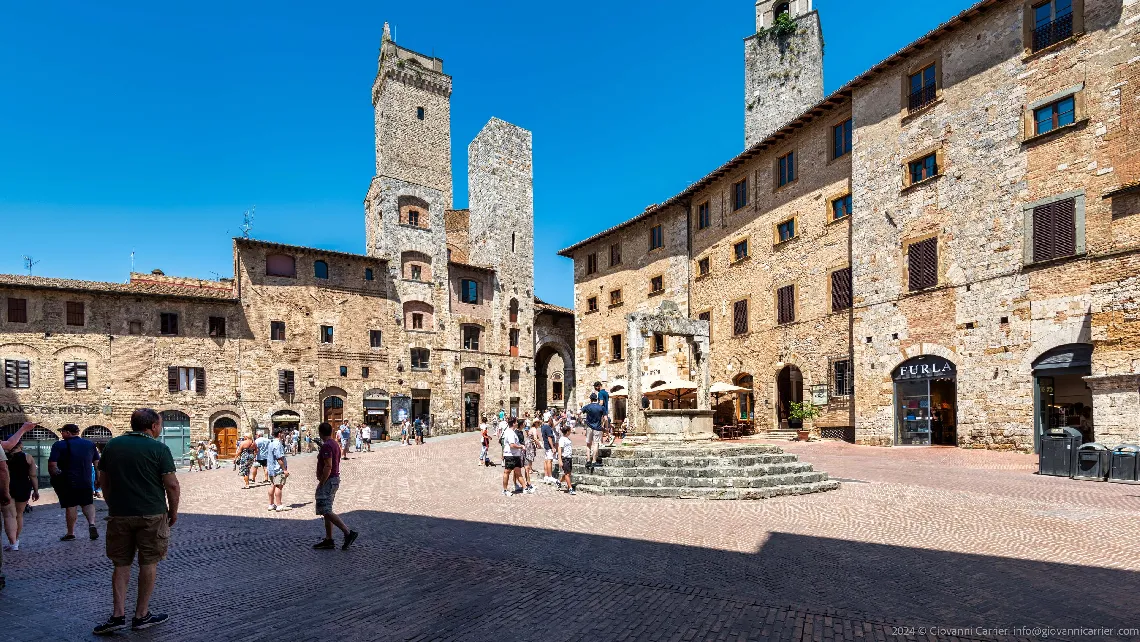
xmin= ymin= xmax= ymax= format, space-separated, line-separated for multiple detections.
xmin=734 ymin=374 xmax=755 ymax=429
xmin=777 ymin=365 xmax=803 ymax=429
xmin=1 ymin=423 xmax=58 ymax=488
xmin=893 ymin=356 xmax=957 ymax=446
xmin=464 ymin=392 xmax=480 ymax=431
xmin=271 ymin=410 xmax=300 ymax=433
xmin=323 ymin=396 xmax=344 ymax=423
xmin=158 ymin=410 xmax=191 ymax=466
xmin=212 ymin=417 xmax=239 ymax=458
xmin=1033 ymin=344 xmax=1093 ymax=449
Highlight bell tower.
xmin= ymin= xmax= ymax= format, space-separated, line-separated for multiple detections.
xmin=744 ymin=0 xmax=825 ymax=147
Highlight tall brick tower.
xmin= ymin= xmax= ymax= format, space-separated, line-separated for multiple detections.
xmin=744 ymin=0 xmax=825 ymax=147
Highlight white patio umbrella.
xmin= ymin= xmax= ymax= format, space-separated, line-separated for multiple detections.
xmin=645 ymin=379 xmax=699 ymax=405
xmin=709 ymin=382 xmax=749 ymax=422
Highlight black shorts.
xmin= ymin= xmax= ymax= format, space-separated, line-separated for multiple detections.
xmin=561 ymin=457 xmax=573 ymax=474
xmin=10 ymin=486 xmax=32 ymax=503
xmin=503 ymin=456 xmax=521 ymax=470
xmin=57 ymin=484 xmax=94 ymax=509
xmin=256 ymin=459 xmax=267 ymax=468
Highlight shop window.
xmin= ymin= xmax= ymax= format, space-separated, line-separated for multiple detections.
xmin=907 ymin=64 xmax=937 ymax=111
xmin=320 ymin=325 xmax=334 ymax=344
xmin=894 ymin=356 xmax=957 ymax=446
xmin=159 ymin=312 xmax=178 ymax=335
xmin=168 ymin=366 xmax=205 ymax=394
xmin=649 ymin=276 xmax=664 ymax=295
xmin=369 ymin=330 xmax=382 ymax=348
xmin=208 ymin=316 xmax=226 ymax=337
xmin=460 ymin=279 xmax=479 ymax=304
xmin=777 ymin=151 xmax=796 ymax=188
xmin=586 ymin=253 xmax=598 ymax=275
xmin=831 ymin=194 xmax=852 ymax=221
xmin=1031 ymin=0 xmax=1074 ymax=51
xmin=609 ymin=243 xmax=622 ymax=267
xmin=733 ymin=299 xmax=749 ymax=336
xmin=831 ymin=267 xmax=853 ymax=312
xmin=733 ymin=239 xmax=749 ymax=262
xmin=609 ymin=290 xmax=623 ymax=307
xmin=270 ymin=321 xmax=286 ymax=341
xmin=410 ymin=348 xmax=430 ymax=370
xmin=587 ymin=339 xmax=599 ymax=365
xmin=314 ymin=260 xmax=329 ymax=279
xmin=587 ymin=297 xmax=598 ymax=313
xmin=4 ymin=359 xmax=30 ymax=388
xmin=698 ymin=257 xmax=711 ymax=277
xmin=63 ymin=361 xmax=88 ymax=390
xmin=66 ymin=301 xmax=84 ymax=326
xmin=833 ymin=119 xmax=853 ymax=159
xmin=1034 ymin=96 xmax=1076 ymax=136
xmin=266 ymin=253 xmax=296 ymax=277
xmin=649 ymin=224 xmax=664 ymax=250
xmin=733 ymin=178 xmax=749 ymax=210
xmin=611 ymin=334 xmax=623 ymax=361
xmin=278 ymin=369 xmax=295 ymax=395
xmin=907 ymin=238 xmax=939 ymax=291
xmin=697 ymin=202 xmax=711 ymax=230
xmin=736 ymin=374 xmax=755 ymax=420
xmin=7 ymin=297 xmax=27 ymax=323
xmin=777 ymin=285 xmax=796 ymax=325
xmin=776 ymin=218 xmax=796 ymax=243
xmin=462 ymin=325 xmax=481 ymax=351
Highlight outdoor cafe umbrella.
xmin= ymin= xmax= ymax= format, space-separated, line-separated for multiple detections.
xmin=708 ymin=382 xmax=749 ymax=414
xmin=608 ymin=379 xmax=629 ymax=398
xmin=645 ymin=379 xmax=699 ymax=405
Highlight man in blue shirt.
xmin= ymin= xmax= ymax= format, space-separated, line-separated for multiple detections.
xmin=581 ymin=394 xmax=606 ymax=472
xmin=266 ymin=428 xmax=290 ymax=512
xmin=593 ymin=381 xmax=610 ymax=416
xmin=48 ymin=424 xmax=101 ymax=541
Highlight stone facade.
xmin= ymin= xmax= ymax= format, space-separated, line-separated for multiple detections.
xmin=562 ymin=0 xmax=1139 ymax=451
xmin=745 ymin=0 xmax=825 ymax=148
xmin=0 ymin=22 xmax=573 ymax=455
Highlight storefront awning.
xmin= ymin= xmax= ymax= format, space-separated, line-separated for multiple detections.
xmin=272 ymin=415 xmax=300 ymax=423
xmin=1033 ymin=344 xmax=1093 ymax=374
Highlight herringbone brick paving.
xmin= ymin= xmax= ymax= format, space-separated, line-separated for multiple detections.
xmin=1 ymin=434 xmax=1138 ymax=641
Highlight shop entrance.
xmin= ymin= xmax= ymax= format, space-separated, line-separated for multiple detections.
xmin=777 ymin=365 xmax=804 ymax=429
xmin=212 ymin=417 xmax=238 ymax=457
xmin=893 ymin=356 xmax=958 ymax=446
xmin=159 ymin=410 xmax=192 ymax=466
xmin=1033 ymin=344 xmax=1094 ymax=450
xmin=364 ymin=390 xmax=390 ymax=440
xmin=1 ymin=424 xmax=58 ymax=488
xmin=411 ymin=389 xmax=431 ymax=424
xmin=323 ymin=397 xmax=344 ymax=423
xmin=464 ymin=393 xmax=480 ymax=431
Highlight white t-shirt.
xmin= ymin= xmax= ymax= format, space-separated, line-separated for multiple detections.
xmin=502 ymin=428 xmax=520 ymax=458
xmin=559 ymin=435 xmax=573 ymax=459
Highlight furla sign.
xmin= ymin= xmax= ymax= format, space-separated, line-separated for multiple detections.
xmin=893 ymin=357 xmax=956 ymax=381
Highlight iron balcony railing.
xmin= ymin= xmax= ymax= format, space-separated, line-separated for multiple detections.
xmin=1033 ymin=13 xmax=1073 ymax=52
xmin=908 ymin=84 xmax=937 ymax=112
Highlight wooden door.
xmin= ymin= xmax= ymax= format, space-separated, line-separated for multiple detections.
xmin=324 ymin=396 xmax=344 ymax=423
xmin=214 ymin=427 xmax=237 ymax=457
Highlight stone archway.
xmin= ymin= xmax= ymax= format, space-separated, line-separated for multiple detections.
xmin=535 ymin=338 xmax=573 ymax=411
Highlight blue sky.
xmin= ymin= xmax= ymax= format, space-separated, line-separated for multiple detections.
xmin=0 ymin=0 xmax=975 ymax=307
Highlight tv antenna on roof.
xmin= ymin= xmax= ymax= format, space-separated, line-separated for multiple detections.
xmin=240 ymin=206 xmax=256 ymax=239
xmin=22 ymin=256 xmax=39 ymax=276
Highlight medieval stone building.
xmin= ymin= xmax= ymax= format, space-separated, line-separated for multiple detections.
xmin=0 ymin=24 xmax=574 ymax=475
xmin=561 ymin=0 xmax=1140 ymax=451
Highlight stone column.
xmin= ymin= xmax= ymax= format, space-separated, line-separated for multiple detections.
xmin=1083 ymin=373 xmax=1140 ymax=446
xmin=627 ymin=314 xmax=646 ymax=435
xmin=694 ymin=334 xmax=711 ymax=411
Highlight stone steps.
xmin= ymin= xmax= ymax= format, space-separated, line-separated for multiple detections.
xmin=573 ymin=470 xmax=828 ymax=489
xmin=571 ymin=461 xmax=814 ymax=479
xmin=575 ymin=479 xmax=841 ymax=500
xmin=570 ymin=453 xmax=802 ymax=469
xmin=581 ymin=444 xmax=784 ymax=459
xmin=762 ymin=430 xmax=800 ymax=441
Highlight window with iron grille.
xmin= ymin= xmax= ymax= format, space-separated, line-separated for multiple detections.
xmin=462 ymin=326 xmax=481 ymax=350
xmin=510 ymin=369 xmax=520 ymax=391
xmin=159 ymin=312 xmax=178 ymax=335
xmin=732 ymin=300 xmax=749 ymax=336
xmin=649 ymin=225 xmax=664 ymax=250
xmin=369 ymin=329 xmax=382 ymax=348
xmin=587 ymin=340 xmax=599 ymax=365
xmin=697 ymin=257 xmax=710 ymax=277
xmin=650 ymin=275 xmax=664 ymax=294
xmin=733 ymin=178 xmax=749 ymax=210
xmin=4 ymin=359 xmax=30 ymax=388
xmin=907 ymin=238 xmax=939 ymax=291
xmin=586 ymin=253 xmax=598 ymax=275
xmin=64 ymin=361 xmax=88 ymax=390
xmin=411 ymin=348 xmax=430 ymax=369
xmin=460 ymin=278 xmax=479 ymax=304
xmin=7 ymin=298 xmax=27 ymax=323
xmin=777 ymin=219 xmax=796 ymax=243
xmin=1032 ymin=0 xmax=1073 ymax=51
xmin=271 ymin=321 xmax=286 ymax=341
xmin=834 ymin=119 xmax=853 ymax=158
xmin=208 ymin=316 xmax=226 ymax=337
xmin=777 ymin=285 xmax=796 ymax=325
xmin=1032 ymin=197 xmax=1077 ymax=263
xmin=587 ymin=297 xmax=598 ymax=313
xmin=314 ymin=260 xmax=329 ymax=279
xmin=611 ymin=334 xmax=623 ymax=361
xmin=698 ymin=202 xmax=711 ymax=229
xmin=609 ymin=243 xmax=622 ymax=267
xmin=552 ymin=382 xmax=563 ymax=401
xmin=1034 ymin=96 xmax=1076 ymax=135
xmin=278 ymin=369 xmax=295 ymax=395
xmin=777 ymin=151 xmax=796 ymax=187
xmin=66 ymin=301 xmax=84 ymax=326
xmin=320 ymin=325 xmax=334 ymax=344
xmin=908 ymin=64 xmax=937 ymax=111
xmin=831 ymin=268 xmax=853 ymax=312
xmin=698 ymin=311 xmax=712 ymax=342
xmin=652 ymin=333 xmax=665 ymax=354
xmin=168 ymin=366 xmax=205 ymax=394
xmin=609 ymin=289 xmax=623 ymax=307
xmin=831 ymin=358 xmax=854 ymax=397
xmin=832 ymin=194 xmax=852 ymax=221
xmin=733 ymin=239 xmax=749 ymax=262
xmin=908 ymin=153 xmax=938 ymax=185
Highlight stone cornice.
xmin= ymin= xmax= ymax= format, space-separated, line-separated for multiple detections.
xmin=1082 ymin=373 xmax=1140 ymax=390
xmin=372 ymin=64 xmax=452 ymax=104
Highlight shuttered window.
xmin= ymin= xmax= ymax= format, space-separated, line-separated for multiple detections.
xmin=64 ymin=361 xmax=88 ymax=390
xmin=777 ymin=285 xmax=795 ymax=325
xmin=831 ymin=268 xmax=852 ymax=312
xmin=907 ymin=238 xmax=939 ymax=291
xmin=7 ymin=298 xmax=27 ymax=323
xmin=733 ymin=300 xmax=749 ymax=336
xmin=5 ymin=359 xmax=30 ymax=388
xmin=278 ymin=369 xmax=295 ymax=395
xmin=66 ymin=301 xmax=85 ymax=326
xmin=168 ymin=366 xmax=205 ymax=394
xmin=1032 ymin=197 xmax=1077 ymax=263
xmin=586 ymin=253 xmax=598 ymax=275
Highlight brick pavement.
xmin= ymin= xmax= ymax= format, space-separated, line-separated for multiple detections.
xmin=1 ymin=434 xmax=1139 ymax=641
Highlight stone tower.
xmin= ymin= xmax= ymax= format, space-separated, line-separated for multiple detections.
xmin=744 ymin=0 xmax=825 ymax=148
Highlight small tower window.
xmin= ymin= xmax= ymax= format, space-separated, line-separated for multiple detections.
xmin=775 ymin=2 xmax=790 ymax=18
xmin=416 ymin=106 xmax=425 ymax=120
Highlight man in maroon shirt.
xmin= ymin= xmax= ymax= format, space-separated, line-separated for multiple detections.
xmin=312 ymin=422 xmax=358 ymax=550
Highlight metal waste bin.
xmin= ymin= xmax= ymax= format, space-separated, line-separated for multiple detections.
xmin=1038 ymin=427 xmax=1082 ymax=477
xmin=1074 ymin=443 xmax=1110 ymax=481
xmin=1108 ymin=444 xmax=1140 ymax=484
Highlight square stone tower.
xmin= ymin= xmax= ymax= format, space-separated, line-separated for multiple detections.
xmin=744 ymin=0 xmax=825 ymax=147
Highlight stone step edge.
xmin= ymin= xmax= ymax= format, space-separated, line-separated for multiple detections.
xmin=574 ymin=479 xmax=841 ymax=500
xmin=572 ymin=471 xmax=829 ymax=489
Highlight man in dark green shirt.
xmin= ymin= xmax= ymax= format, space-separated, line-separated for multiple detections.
xmin=93 ymin=408 xmax=180 ymax=636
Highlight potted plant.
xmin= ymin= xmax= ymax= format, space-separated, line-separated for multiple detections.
xmin=788 ymin=401 xmax=821 ymax=441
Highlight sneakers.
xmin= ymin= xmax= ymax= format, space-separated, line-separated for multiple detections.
xmin=268 ymin=504 xmax=277 ymax=511
xmin=502 ymin=489 xmax=511 ymax=496
xmin=524 ymin=485 xmax=536 ymax=494
xmin=569 ymin=489 xmax=577 ymax=495
xmin=93 ymin=616 xmax=127 ymax=636
xmin=89 ymin=525 xmax=99 ymax=540
xmin=275 ymin=505 xmax=292 ymax=512
xmin=341 ymin=530 xmax=359 ymax=550
xmin=2 ymin=542 xmax=16 ymax=552
xmin=312 ymin=539 xmax=336 ymax=550
xmin=131 ymin=612 xmax=169 ymax=630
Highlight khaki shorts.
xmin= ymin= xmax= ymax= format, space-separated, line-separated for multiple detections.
xmin=270 ymin=473 xmax=287 ymax=487
xmin=106 ymin=515 xmax=169 ymax=567
xmin=315 ymin=477 xmax=340 ymax=516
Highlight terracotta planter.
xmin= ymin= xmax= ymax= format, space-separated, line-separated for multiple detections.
xmin=796 ymin=429 xmax=811 ymax=441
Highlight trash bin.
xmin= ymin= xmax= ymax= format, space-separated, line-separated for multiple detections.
xmin=1108 ymin=444 xmax=1140 ymax=484
xmin=1038 ymin=427 xmax=1082 ymax=477
xmin=1073 ymin=443 xmax=1110 ymax=481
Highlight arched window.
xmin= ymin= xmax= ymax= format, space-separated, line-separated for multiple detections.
xmin=775 ymin=2 xmax=790 ymax=18
xmin=314 ymin=260 xmax=329 ymax=279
